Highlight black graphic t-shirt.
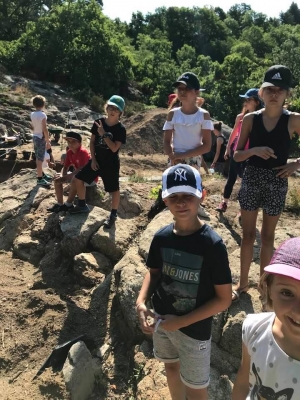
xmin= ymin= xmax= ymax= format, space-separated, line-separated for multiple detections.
xmin=147 ymin=223 xmax=232 ymax=340
xmin=90 ymin=118 xmax=126 ymax=170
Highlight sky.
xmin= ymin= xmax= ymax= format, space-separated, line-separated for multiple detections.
xmin=102 ymin=0 xmax=299 ymax=22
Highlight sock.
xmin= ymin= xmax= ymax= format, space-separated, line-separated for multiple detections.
xmin=65 ymin=201 xmax=73 ymax=207
xmin=37 ymin=176 xmax=43 ymax=181
xmin=78 ymin=199 xmax=86 ymax=207
xmin=111 ymin=209 xmax=117 ymax=217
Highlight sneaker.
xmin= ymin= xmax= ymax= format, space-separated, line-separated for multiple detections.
xmin=216 ymin=201 xmax=227 ymax=212
xmin=43 ymin=173 xmax=52 ymax=181
xmin=47 ymin=203 xmax=62 ymax=213
xmin=37 ymin=178 xmax=51 ymax=187
xmin=103 ymin=214 xmax=117 ymax=228
xmin=198 ymin=206 xmax=210 ymax=219
xmin=68 ymin=204 xmax=90 ymax=214
xmin=57 ymin=203 xmax=74 ymax=212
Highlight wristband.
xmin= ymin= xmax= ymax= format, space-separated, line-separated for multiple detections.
xmin=103 ymin=133 xmax=110 ymax=139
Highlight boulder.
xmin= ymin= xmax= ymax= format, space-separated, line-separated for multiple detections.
xmin=60 ymin=206 xmax=108 ymax=257
xmin=138 ymin=210 xmax=173 ymax=261
xmin=63 ymin=341 xmax=98 ymax=400
xmin=13 ymin=234 xmax=44 ymax=265
xmin=90 ymin=217 xmax=138 ymax=261
xmin=113 ymin=247 xmax=148 ymax=342
xmin=73 ymin=252 xmax=110 ymax=287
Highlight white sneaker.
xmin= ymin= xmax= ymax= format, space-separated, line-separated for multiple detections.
xmin=198 ymin=205 xmax=210 ymax=219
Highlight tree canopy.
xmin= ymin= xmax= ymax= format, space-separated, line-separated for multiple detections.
xmin=0 ymin=1 xmax=300 ymax=125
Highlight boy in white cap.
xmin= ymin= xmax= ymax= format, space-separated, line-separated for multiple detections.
xmin=136 ymin=164 xmax=232 ymax=400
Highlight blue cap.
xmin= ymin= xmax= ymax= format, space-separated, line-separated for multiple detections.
xmin=107 ymin=95 xmax=125 ymax=112
xmin=239 ymin=88 xmax=259 ymax=99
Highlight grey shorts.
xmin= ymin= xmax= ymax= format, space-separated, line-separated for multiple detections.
xmin=153 ymin=324 xmax=211 ymax=389
xmin=33 ymin=136 xmax=46 ymax=161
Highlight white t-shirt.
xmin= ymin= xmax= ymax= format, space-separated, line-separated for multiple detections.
xmin=42 ymin=151 xmax=50 ymax=168
xmin=31 ymin=110 xmax=47 ymax=138
xmin=243 ymin=313 xmax=300 ymax=399
xmin=163 ymin=107 xmax=213 ymax=153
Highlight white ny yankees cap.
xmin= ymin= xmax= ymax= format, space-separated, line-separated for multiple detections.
xmin=162 ymin=164 xmax=202 ymax=199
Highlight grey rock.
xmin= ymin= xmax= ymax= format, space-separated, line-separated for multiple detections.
xmin=63 ymin=341 xmax=97 ymax=400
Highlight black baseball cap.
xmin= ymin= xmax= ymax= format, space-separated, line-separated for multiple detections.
xmin=162 ymin=164 xmax=202 ymax=199
xmin=64 ymin=131 xmax=82 ymax=143
xmin=262 ymin=65 xmax=292 ymax=90
xmin=173 ymin=72 xmax=204 ymax=91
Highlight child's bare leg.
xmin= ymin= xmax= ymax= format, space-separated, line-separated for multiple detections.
xmin=165 ymin=362 xmax=185 ymax=400
xmin=36 ymin=159 xmax=43 ymax=177
xmin=54 ymin=181 xmax=64 ymax=204
xmin=186 ymin=386 xmax=208 ymax=400
xmin=111 ymin=190 xmax=120 ymax=210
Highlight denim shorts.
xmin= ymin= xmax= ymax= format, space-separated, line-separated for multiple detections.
xmin=153 ymin=324 xmax=211 ymax=389
xmin=33 ymin=136 xmax=46 ymax=161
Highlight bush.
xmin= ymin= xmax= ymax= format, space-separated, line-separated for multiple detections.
xmin=286 ymin=185 xmax=300 ymax=214
xmin=129 ymin=174 xmax=147 ymax=183
xmin=90 ymin=95 xmax=105 ymax=113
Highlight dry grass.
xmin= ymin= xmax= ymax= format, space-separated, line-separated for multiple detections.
xmin=286 ymin=181 xmax=300 ymax=214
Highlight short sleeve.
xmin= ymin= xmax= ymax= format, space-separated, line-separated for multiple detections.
xmin=209 ymin=240 xmax=232 ymax=285
xmin=242 ymin=314 xmax=253 ymax=347
xmin=163 ymin=120 xmax=174 ymax=130
xmin=146 ymin=235 xmax=163 ymax=270
xmin=91 ymin=119 xmax=100 ymax=136
xmin=113 ymin=126 xmax=126 ymax=144
xmin=201 ymin=119 xmax=213 ymax=130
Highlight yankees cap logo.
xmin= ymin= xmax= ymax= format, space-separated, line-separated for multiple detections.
xmin=174 ymin=168 xmax=187 ymax=181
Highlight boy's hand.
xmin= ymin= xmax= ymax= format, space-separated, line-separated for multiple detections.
xmin=91 ymin=159 xmax=99 ymax=171
xmin=136 ymin=304 xmax=158 ymax=335
xmin=160 ymin=314 xmax=183 ymax=332
xmin=46 ymin=140 xmax=51 ymax=150
xmin=94 ymin=120 xmax=105 ymax=137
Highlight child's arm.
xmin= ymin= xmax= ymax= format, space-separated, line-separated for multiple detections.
xmin=211 ymin=137 xmax=224 ymax=167
xmin=42 ymin=118 xmax=51 ymax=150
xmin=136 ymin=268 xmax=161 ymax=334
xmin=232 ymin=343 xmax=251 ymax=400
xmin=163 ymin=110 xmax=175 ymax=156
xmin=224 ymin=114 xmax=241 ymax=159
xmin=273 ymin=113 xmax=300 ymax=177
xmin=234 ymin=114 xmax=276 ymax=162
xmin=90 ymin=133 xmax=99 ymax=171
xmin=159 ymin=283 xmax=231 ymax=331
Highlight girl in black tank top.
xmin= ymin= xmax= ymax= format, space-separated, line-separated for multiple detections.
xmin=231 ymin=65 xmax=300 ymax=302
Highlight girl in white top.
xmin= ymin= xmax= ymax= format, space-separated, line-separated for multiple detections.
xmin=232 ymin=237 xmax=300 ymax=400
xmin=163 ymin=72 xmax=213 ymax=170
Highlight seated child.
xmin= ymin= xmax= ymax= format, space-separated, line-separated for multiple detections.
xmin=47 ymin=131 xmax=91 ymax=212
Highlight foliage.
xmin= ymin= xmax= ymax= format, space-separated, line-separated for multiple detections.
xmin=128 ymin=174 xmax=147 ymax=183
xmin=149 ymin=185 xmax=162 ymax=199
xmin=286 ymin=185 xmax=300 ymax=214
xmin=1 ymin=3 xmax=300 ymax=125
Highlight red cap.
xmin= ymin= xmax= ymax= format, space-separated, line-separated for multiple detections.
xmin=168 ymin=93 xmax=177 ymax=105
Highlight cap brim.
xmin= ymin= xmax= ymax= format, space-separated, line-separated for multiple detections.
xmin=239 ymin=95 xmax=248 ymax=98
xmin=162 ymin=186 xmax=202 ymax=199
xmin=63 ymin=137 xmax=79 ymax=141
xmin=173 ymin=80 xmax=188 ymax=87
xmin=107 ymin=101 xmax=122 ymax=112
xmin=264 ymin=264 xmax=300 ymax=281
xmin=261 ymin=82 xmax=290 ymax=90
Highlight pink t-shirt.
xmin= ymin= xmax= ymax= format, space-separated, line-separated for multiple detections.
xmin=233 ymin=118 xmax=249 ymax=151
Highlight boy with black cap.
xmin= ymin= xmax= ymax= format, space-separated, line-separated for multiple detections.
xmin=136 ymin=164 xmax=232 ymax=399
xmin=47 ymin=131 xmax=91 ymax=212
